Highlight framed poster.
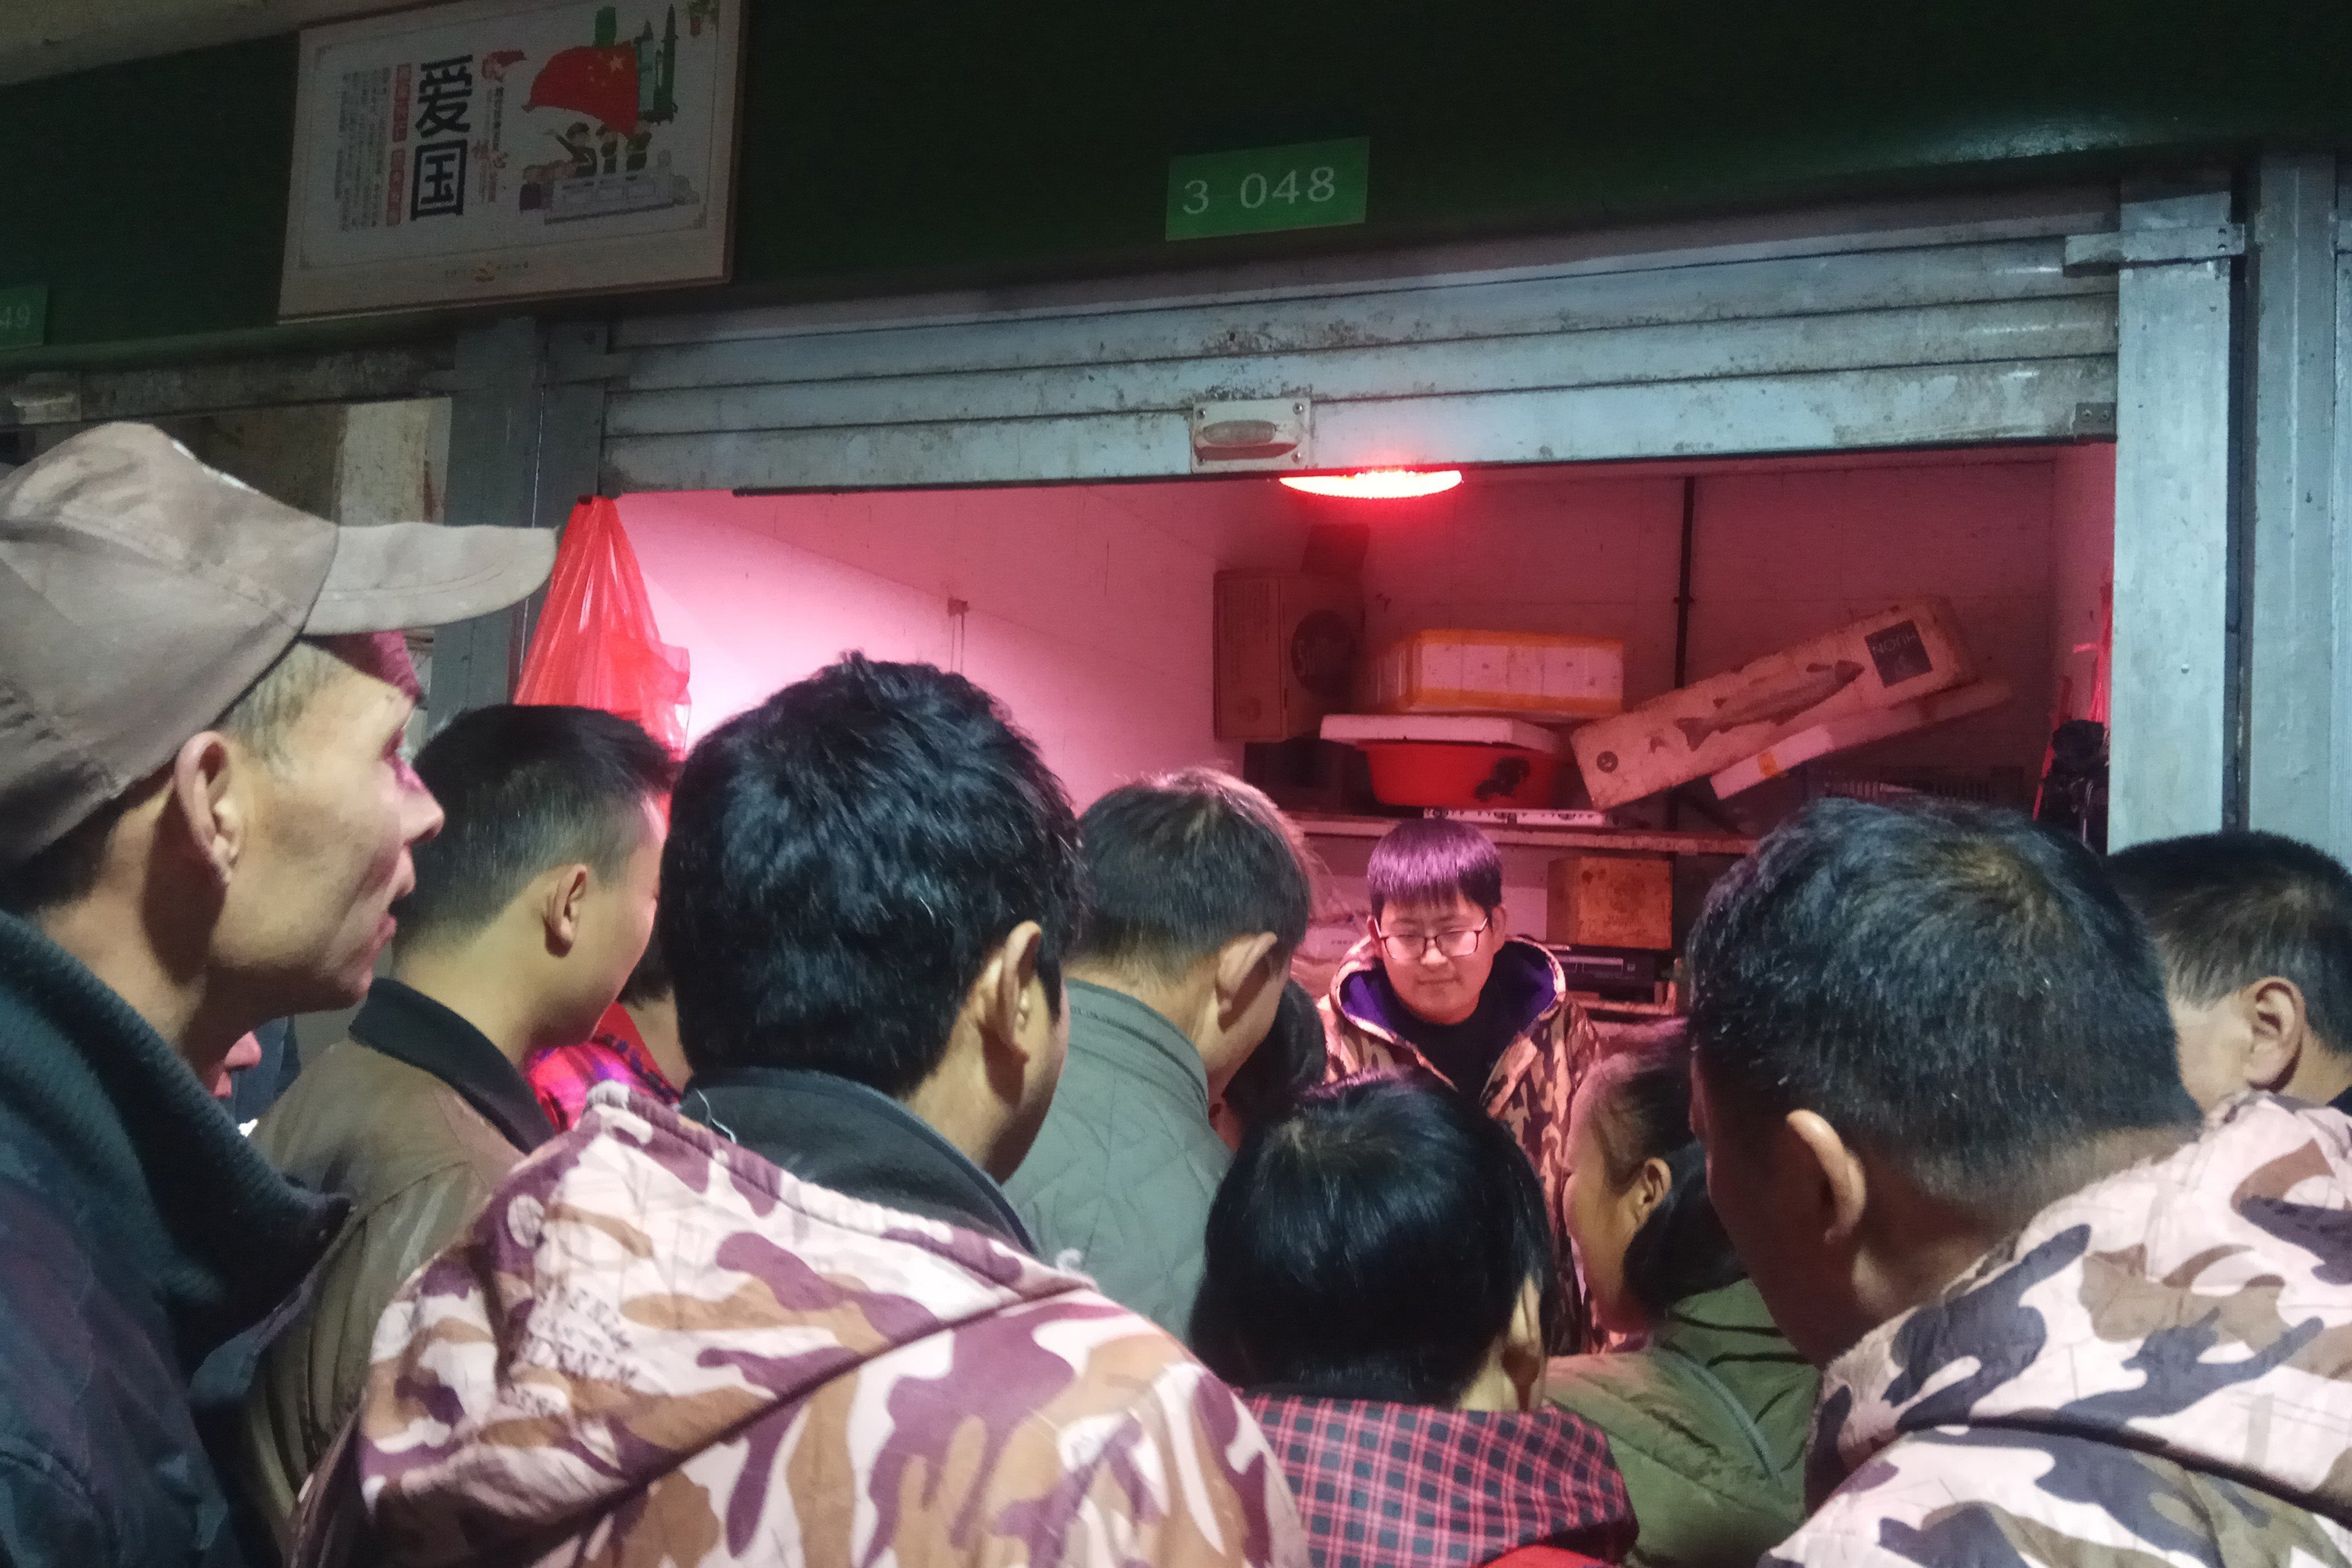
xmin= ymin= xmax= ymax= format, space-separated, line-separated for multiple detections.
xmin=279 ymin=0 xmax=742 ymax=318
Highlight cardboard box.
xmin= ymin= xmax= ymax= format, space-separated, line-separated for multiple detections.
xmin=1374 ymin=629 xmax=1622 ymax=720
xmin=1215 ymin=573 xmax=1361 ymax=741
xmin=1548 ymin=854 xmax=1674 ymax=950
xmin=1570 ymin=599 xmax=1976 ymax=809
xmin=1709 ymin=678 xmax=2013 ymax=799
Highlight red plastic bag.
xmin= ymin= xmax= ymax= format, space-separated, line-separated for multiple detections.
xmin=515 ymin=497 xmax=690 ymax=752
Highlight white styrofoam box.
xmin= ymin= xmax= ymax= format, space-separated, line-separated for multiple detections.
xmin=1320 ymin=712 xmax=1561 ymax=754
xmin=1373 ymin=629 xmax=1624 ymax=719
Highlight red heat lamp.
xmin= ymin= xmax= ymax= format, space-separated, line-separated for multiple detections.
xmin=1280 ymin=468 xmax=1464 ymax=500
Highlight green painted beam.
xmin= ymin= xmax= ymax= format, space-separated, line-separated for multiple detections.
xmin=6 ymin=0 xmax=2350 ymax=359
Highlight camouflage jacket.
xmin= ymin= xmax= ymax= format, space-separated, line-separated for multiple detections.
xmin=1773 ymin=1093 xmax=2352 ymax=1567
xmin=1322 ymin=937 xmax=1598 ymax=1347
xmin=293 ymin=1085 xmax=1306 ymax=1568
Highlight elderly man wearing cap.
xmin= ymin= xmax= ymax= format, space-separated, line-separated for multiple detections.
xmin=0 ymin=424 xmax=551 ymax=1568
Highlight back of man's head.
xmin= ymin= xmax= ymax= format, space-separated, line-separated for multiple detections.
xmin=1689 ymin=799 xmax=2195 ymax=1225
xmin=2109 ymin=830 xmax=2352 ymax=1066
xmin=1075 ymin=769 xmax=1310 ymax=981
xmin=395 ymin=703 xmax=677 ymax=957
xmin=1195 ymin=1071 xmax=1558 ymax=1406
xmin=659 ymin=656 xmax=1083 ymax=1097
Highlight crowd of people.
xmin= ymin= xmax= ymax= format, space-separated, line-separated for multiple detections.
xmin=2 ymin=421 xmax=2349 ymax=1568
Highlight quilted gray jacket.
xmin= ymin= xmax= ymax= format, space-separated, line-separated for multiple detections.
xmin=1005 ymin=979 xmax=1228 ymax=1343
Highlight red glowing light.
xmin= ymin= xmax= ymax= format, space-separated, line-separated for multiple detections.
xmin=1280 ymin=468 xmax=1464 ymax=500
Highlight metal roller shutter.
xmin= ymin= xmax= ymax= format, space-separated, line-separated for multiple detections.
xmin=602 ymin=186 xmax=2119 ymax=492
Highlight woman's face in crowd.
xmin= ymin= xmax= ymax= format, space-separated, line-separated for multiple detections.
xmin=1564 ymin=1102 xmax=1665 ymax=1338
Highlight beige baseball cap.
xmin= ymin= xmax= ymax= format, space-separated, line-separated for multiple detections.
xmin=0 ymin=422 xmax=556 ymax=868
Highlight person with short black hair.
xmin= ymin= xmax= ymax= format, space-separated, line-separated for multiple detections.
xmin=1211 ymin=978 xmax=1330 ymax=1148
xmin=1006 ymin=768 xmax=1310 ymax=1338
xmin=239 ymin=703 xmax=675 ymax=1538
xmin=296 ymin=658 xmax=1305 ymax=1568
xmin=1324 ymin=818 xmax=1598 ymax=1346
xmin=1690 ymin=799 xmax=2352 ymax=1567
xmin=1195 ymin=1072 xmax=1636 ymax=1568
xmin=2107 ymin=829 xmax=2352 ymax=1112
xmin=1544 ymin=1031 xmax=1814 ymax=1568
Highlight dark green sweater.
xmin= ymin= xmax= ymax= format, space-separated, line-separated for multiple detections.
xmin=1544 ymin=1279 xmax=1817 ymax=1568
xmin=1004 ymin=981 xmax=1229 ymax=1342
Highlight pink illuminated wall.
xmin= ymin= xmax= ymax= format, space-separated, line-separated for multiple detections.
xmin=618 ymin=481 xmax=1311 ymax=807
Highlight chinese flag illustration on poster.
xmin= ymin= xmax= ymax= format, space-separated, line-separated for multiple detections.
xmin=280 ymin=0 xmax=742 ymax=316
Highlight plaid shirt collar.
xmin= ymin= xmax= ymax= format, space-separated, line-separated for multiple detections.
xmin=1245 ymin=1393 xmax=1634 ymax=1568
xmin=523 ymin=1004 xmax=680 ymax=1133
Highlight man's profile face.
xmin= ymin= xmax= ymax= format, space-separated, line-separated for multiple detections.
xmin=1374 ymin=891 xmax=1501 ymax=1027
xmin=995 ymin=973 xmax=1072 ymax=1180
xmin=216 ymin=634 xmax=444 ymax=1014
xmin=1692 ymin=1059 xmax=1851 ymax=1367
xmin=2167 ymin=990 xmax=2258 ymax=1110
xmin=554 ymin=801 xmax=667 ymax=1045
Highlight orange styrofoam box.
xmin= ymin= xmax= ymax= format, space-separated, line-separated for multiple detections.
xmin=1372 ymin=629 xmax=1624 ymax=720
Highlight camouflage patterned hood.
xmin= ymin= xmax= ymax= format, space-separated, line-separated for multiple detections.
xmin=312 ymin=1085 xmax=1302 ymax=1568
xmin=1782 ymin=1094 xmax=2352 ymax=1565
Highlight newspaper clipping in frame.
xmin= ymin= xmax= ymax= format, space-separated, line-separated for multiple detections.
xmin=280 ymin=0 xmax=742 ymax=316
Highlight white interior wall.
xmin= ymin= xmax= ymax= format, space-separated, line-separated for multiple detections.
xmin=618 ymin=479 xmax=1312 ymax=807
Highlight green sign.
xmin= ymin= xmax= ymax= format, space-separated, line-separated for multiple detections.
xmin=0 ymin=285 xmax=44 ymax=349
xmin=1167 ymin=138 xmax=1368 ymax=241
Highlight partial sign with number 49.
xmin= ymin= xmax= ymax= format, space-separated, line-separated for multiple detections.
xmin=1165 ymin=138 xmax=1368 ymax=241
xmin=0 ymin=284 xmax=45 ymax=350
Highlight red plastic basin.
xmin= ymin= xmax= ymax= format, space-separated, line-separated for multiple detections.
xmin=1358 ymin=741 xmax=1560 ymax=809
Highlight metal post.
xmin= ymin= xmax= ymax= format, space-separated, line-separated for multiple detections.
xmin=2101 ymin=179 xmax=2241 ymax=848
xmin=425 ymin=317 xmax=616 ymax=732
xmin=2337 ymin=169 xmax=2352 ymax=859
xmin=2243 ymin=154 xmax=2341 ymax=853
xmin=427 ymin=318 xmax=543 ymax=729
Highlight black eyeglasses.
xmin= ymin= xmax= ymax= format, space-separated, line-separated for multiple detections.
xmin=1372 ymin=914 xmax=1493 ymax=963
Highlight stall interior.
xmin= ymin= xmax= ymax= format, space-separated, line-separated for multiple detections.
xmin=619 ymin=442 xmax=2115 ymax=1008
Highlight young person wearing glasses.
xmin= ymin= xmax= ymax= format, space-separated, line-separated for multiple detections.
xmin=1323 ymin=818 xmax=1599 ymax=1346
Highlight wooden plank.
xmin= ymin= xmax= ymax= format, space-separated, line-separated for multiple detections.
xmin=1293 ymin=812 xmax=1753 ymax=857
xmin=1574 ymin=996 xmax=1685 ymax=1019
